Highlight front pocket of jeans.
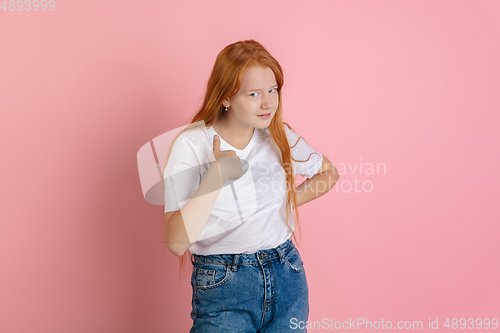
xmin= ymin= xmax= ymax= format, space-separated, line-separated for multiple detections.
xmin=196 ymin=264 xmax=231 ymax=290
xmin=284 ymin=247 xmax=305 ymax=273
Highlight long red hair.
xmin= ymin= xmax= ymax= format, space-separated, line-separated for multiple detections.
xmin=163 ymin=40 xmax=319 ymax=279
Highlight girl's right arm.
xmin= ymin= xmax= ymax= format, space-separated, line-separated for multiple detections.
xmin=164 ymin=135 xmax=243 ymax=257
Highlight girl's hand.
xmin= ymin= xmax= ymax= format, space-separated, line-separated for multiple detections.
xmin=212 ymin=135 xmax=243 ymax=182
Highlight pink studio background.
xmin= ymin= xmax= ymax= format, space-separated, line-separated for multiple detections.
xmin=1 ymin=0 xmax=499 ymax=332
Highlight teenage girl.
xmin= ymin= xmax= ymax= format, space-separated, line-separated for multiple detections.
xmin=163 ymin=40 xmax=337 ymax=332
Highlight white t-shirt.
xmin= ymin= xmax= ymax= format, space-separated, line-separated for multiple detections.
xmin=163 ymin=123 xmax=323 ymax=255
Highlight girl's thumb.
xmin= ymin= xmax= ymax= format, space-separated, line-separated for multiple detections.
xmin=214 ymin=135 xmax=219 ymax=140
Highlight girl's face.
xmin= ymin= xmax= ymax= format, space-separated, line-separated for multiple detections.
xmin=223 ymin=65 xmax=279 ymax=130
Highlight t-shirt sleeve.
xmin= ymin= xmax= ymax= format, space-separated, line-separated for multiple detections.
xmin=163 ymin=135 xmax=203 ymax=213
xmin=284 ymin=124 xmax=323 ymax=179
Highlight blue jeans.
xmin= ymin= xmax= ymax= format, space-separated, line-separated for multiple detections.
xmin=189 ymin=239 xmax=309 ymax=332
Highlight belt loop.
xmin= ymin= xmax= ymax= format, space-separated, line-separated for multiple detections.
xmin=190 ymin=253 xmax=195 ymax=265
xmin=231 ymin=254 xmax=240 ymax=271
xmin=275 ymin=246 xmax=285 ymax=264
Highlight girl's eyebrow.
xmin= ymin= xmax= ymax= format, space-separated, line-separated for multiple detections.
xmin=247 ymin=84 xmax=278 ymax=92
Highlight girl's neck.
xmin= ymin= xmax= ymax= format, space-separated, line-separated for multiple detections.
xmin=212 ymin=118 xmax=255 ymax=150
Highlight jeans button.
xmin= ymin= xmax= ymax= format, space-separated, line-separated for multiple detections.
xmin=259 ymin=253 xmax=266 ymax=259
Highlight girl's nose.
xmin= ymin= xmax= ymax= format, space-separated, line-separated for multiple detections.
xmin=262 ymin=92 xmax=273 ymax=108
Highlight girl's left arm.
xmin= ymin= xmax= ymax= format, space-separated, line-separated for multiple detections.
xmin=294 ymin=155 xmax=339 ymax=207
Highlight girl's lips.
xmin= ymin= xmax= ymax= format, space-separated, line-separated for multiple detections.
xmin=258 ymin=113 xmax=270 ymax=116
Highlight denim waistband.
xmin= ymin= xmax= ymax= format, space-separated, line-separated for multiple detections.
xmin=191 ymin=238 xmax=294 ymax=268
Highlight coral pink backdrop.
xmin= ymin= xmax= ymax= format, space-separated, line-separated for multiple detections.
xmin=1 ymin=0 xmax=499 ymax=332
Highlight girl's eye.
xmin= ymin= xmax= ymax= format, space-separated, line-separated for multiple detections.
xmin=250 ymin=88 xmax=277 ymax=97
